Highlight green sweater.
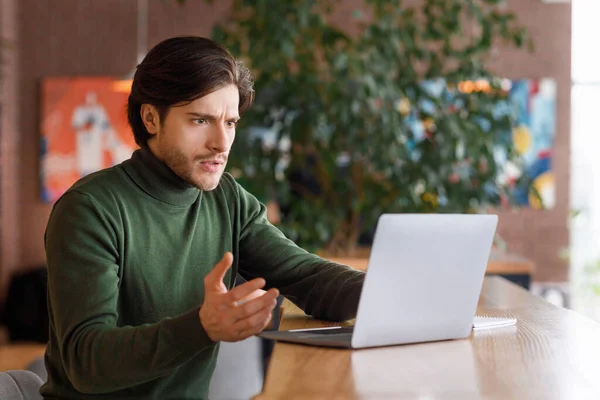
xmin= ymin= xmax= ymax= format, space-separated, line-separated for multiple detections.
xmin=41 ymin=147 xmax=365 ymax=400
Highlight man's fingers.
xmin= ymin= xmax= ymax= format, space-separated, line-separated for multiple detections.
xmin=238 ymin=313 xmax=273 ymax=340
xmin=227 ymin=278 xmax=268 ymax=303
xmin=231 ymin=288 xmax=279 ymax=320
xmin=232 ymin=301 xmax=276 ymax=337
xmin=239 ymin=288 xmax=267 ymax=303
xmin=204 ymin=252 xmax=233 ymax=289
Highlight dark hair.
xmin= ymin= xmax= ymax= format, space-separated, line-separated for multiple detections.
xmin=127 ymin=36 xmax=254 ymax=147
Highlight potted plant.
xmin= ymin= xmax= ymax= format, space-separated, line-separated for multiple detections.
xmin=200 ymin=0 xmax=533 ymax=259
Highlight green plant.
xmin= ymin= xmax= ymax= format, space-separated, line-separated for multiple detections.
xmin=199 ymin=0 xmax=532 ymax=255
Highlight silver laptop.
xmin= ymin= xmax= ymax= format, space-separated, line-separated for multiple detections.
xmin=258 ymin=213 xmax=498 ymax=349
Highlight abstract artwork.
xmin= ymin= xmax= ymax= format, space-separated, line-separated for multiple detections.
xmin=40 ymin=77 xmax=137 ymax=202
xmin=506 ymin=78 xmax=556 ymax=209
xmin=403 ymin=78 xmax=557 ymax=209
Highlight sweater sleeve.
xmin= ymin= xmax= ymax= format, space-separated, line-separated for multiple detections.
xmin=44 ymin=191 xmax=216 ymax=394
xmin=234 ymin=180 xmax=365 ymax=322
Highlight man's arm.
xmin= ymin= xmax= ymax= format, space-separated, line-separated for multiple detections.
xmin=233 ymin=180 xmax=365 ymax=322
xmin=45 ymin=191 xmax=215 ymax=394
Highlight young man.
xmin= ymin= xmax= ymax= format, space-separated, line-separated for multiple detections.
xmin=42 ymin=36 xmax=365 ymax=399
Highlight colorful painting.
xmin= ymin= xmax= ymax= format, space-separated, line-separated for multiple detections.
xmin=402 ymin=78 xmax=557 ymax=209
xmin=507 ymin=78 xmax=556 ymax=209
xmin=40 ymin=77 xmax=137 ymax=202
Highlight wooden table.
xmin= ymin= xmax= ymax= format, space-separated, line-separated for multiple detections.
xmin=256 ymin=276 xmax=600 ymax=399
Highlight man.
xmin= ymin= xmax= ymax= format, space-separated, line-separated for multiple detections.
xmin=42 ymin=36 xmax=365 ymax=399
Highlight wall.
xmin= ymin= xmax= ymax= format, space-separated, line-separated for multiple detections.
xmin=490 ymin=1 xmax=571 ymax=282
xmin=0 ymin=0 xmax=21 ymax=300
xmin=0 ymin=0 xmax=571 ymax=299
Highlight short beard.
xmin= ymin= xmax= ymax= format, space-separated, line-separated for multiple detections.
xmin=161 ymin=145 xmax=225 ymax=191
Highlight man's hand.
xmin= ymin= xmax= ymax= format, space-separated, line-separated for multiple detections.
xmin=199 ymin=252 xmax=280 ymax=342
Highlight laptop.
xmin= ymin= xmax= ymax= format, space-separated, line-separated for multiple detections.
xmin=258 ymin=213 xmax=498 ymax=349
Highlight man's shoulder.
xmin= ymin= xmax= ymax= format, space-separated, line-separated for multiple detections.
xmin=57 ymin=164 xmax=129 ymax=208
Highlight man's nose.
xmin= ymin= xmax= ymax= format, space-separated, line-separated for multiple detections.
xmin=207 ymin=125 xmax=230 ymax=153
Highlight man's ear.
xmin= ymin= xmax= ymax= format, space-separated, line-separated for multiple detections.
xmin=140 ymin=104 xmax=160 ymax=135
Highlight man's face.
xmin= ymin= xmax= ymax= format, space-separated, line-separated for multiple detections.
xmin=143 ymin=84 xmax=240 ymax=191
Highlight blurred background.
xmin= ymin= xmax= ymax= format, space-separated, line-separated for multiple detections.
xmin=0 ymin=0 xmax=594 ymax=372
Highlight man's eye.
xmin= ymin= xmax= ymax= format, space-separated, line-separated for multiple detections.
xmin=194 ymin=119 xmax=207 ymax=125
xmin=227 ymin=121 xmax=238 ymax=128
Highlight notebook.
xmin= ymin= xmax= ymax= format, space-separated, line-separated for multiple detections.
xmin=472 ymin=315 xmax=517 ymax=330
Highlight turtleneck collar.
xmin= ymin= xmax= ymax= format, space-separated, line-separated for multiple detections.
xmin=122 ymin=146 xmax=201 ymax=207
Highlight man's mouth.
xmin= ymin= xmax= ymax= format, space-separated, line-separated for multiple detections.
xmin=200 ymin=160 xmax=223 ymax=165
xmin=198 ymin=159 xmax=225 ymax=173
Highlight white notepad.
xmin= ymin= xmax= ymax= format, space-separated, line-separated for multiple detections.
xmin=472 ymin=315 xmax=517 ymax=330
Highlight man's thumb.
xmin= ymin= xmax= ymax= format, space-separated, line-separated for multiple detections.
xmin=205 ymin=252 xmax=233 ymax=289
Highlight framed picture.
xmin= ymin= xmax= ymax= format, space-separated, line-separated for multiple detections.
xmin=40 ymin=77 xmax=137 ymax=202
xmin=507 ymin=78 xmax=556 ymax=209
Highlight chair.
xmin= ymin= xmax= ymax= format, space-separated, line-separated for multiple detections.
xmin=26 ymin=358 xmax=47 ymax=383
xmin=0 ymin=370 xmax=43 ymax=400
xmin=208 ymin=275 xmax=283 ymax=399
xmin=208 ymin=336 xmax=265 ymax=400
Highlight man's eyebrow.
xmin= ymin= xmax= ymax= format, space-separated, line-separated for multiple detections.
xmin=186 ymin=112 xmax=240 ymax=120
